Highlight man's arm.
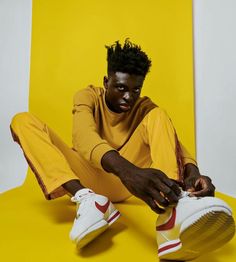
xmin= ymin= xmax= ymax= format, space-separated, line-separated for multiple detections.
xmin=179 ymin=143 xmax=215 ymax=197
xmin=72 ymin=87 xmax=115 ymax=169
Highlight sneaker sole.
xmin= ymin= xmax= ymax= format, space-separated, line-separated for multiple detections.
xmin=158 ymin=206 xmax=235 ymax=261
xmin=76 ymin=209 xmax=120 ymax=249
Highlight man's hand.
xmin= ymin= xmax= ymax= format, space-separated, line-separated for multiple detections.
xmin=119 ymin=166 xmax=181 ymax=213
xmin=183 ymin=163 xmax=215 ymax=197
xmin=101 ymin=150 xmax=181 ymax=213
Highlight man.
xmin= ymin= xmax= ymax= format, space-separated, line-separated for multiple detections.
xmin=10 ymin=39 xmax=234 ymax=261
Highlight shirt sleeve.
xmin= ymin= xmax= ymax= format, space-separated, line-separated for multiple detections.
xmin=72 ymin=87 xmax=115 ymax=169
xmin=180 ymin=142 xmax=198 ymax=167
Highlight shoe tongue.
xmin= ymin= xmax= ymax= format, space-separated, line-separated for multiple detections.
xmin=76 ymin=188 xmax=94 ymax=197
xmin=71 ymin=188 xmax=94 ymax=202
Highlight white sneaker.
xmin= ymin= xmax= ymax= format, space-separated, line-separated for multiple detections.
xmin=69 ymin=188 xmax=120 ymax=249
xmin=156 ymin=191 xmax=235 ymax=261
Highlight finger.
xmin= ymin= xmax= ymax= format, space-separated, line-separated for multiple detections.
xmin=189 ymin=188 xmax=211 ymax=197
xmin=150 ymin=190 xmax=169 ymax=208
xmin=153 ymin=170 xmax=181 ymax=197
xmin=168 ymin=180 xmax=181 ymax=196
xmin=189 ymin=185 xmax=215 ymax=197
xmin=186 ymin=187 xmax=195 ymax=193
xmin=145 ymin=197 xmax=165 ymax=214
xmin=189 ymin=177 xmax=215 ymax=197
xmin=188 ymin=178 xmax=206 ymax=197
xmin=161 ymin=176 xmax=181 ymax=196
xmin=200 ymin=176 xmax=216 ymax=196
xmin=158 ymin=184 xmax=179 ymax=204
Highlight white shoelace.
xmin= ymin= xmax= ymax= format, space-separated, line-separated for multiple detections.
xmin=178 ymin=190 xmax=190 ymax=199
xmin=71 ymin=191 xmax=95 ymax=216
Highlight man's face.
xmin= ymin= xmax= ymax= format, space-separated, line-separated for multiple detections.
xmin=104 ymin=72 xmax=145 ymax=113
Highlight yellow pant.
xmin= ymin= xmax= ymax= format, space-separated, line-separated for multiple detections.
xmin=10 ymin=108 xmax=194 ymax=202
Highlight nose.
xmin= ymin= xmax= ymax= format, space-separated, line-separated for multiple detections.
xmin=123 ymin=92 xmax=132 ymax=103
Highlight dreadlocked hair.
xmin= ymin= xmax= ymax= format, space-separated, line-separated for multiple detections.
xmin=105 ymin=39 xmax=152 ymax=77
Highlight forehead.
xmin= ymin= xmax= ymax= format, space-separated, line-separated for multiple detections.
xmin=109 ymin=72 xmax=144 ymax=86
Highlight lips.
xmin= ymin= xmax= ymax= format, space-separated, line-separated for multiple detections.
xmin=119 ymin=103 xmax=131 ymax=111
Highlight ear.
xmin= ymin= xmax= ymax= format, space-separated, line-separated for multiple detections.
xmin=103 ymin=76 xmax=108 ymax=89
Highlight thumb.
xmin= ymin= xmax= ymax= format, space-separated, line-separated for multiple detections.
xmin=186 ymin=187 xmax=195 ymax=192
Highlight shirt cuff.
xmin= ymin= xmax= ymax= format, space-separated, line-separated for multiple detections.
xmin=90 ymin=143 xmax=116 ymax=169
xmin=183 ymin=157 xmax=198 ymax=167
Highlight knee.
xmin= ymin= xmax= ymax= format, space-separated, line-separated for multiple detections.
xmin=10 ymin=112 xmax=32 ymax=130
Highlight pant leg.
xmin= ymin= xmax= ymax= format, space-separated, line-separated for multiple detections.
xmin=10 ymin=112 xmax=131 ymax=201
xmin=120 ymin=107 xmax=190 ymax=182
xmin=10 ymin=112 xmax=79 ymax=199
xmin=145 ymin=107 xmax=184 ymax=181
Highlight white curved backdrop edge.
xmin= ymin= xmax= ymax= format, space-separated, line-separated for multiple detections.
xmin=0 ymin=0 xmax=32 ymax=193
xmin=193 ymin=0 xmax=236 ymax=198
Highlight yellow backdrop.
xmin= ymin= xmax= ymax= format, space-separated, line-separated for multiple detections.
xmin=29 ymin=0 xmax=195 ymax=156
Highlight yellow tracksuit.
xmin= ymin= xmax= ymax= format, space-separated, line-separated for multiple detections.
xmin=10 ymin=86 xmax=196 ymax=202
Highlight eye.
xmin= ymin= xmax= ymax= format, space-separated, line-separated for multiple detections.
xmin=133 ymin=88 xmax=141 ymax=93
xmin=117 ymin=86 xmax=125 ymax=91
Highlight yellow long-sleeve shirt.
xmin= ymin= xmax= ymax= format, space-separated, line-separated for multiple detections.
xmin=72 ymin=85 xmax=196 ymax=170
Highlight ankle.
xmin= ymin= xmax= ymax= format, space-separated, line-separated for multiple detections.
xmin=62 ymin=179 xmax=84 ymax=196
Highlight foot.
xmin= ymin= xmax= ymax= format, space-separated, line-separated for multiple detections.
xmin=156 ymin=191 xmax=235 ymax=261
xmin=69 ymin=188 xmax=120 ymax=249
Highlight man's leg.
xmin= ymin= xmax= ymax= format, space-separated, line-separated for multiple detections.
xmin=131 ymin=108 xmax=234 ymax=261
xmin=119 ymin=107 xmax=183 ymax=179
xmin=62 ymin=180 xmax=84 ymax=196
xmin=10 ymin=112 xmax=122 ymax=248
xmin=118 ymin=107 xmax=187 ymax=262
xmin=144 ymin=107 xmax=184 ymax=181
xmin=10 ymin=112 xmax=130 ymax=200
xmin=10 ymin=112 xmax=83 ymax=199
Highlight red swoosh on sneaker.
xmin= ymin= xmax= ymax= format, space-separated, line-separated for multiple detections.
xmin=158 ymin=241 xmax=181 ymax=254
xmin=95 ymin=200 xmax=110 ymax=214
xmin=156 ymin=207 xmax=176 ymax=231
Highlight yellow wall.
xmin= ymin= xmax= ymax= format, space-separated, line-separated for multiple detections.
xmin=29 ymin=0 xmax=195 ymax=156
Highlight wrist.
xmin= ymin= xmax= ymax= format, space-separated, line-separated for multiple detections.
xmin=101 ymin=150 xmax=136 ymax=179
xmin=184 ymin=163 xmax=200 ymax=179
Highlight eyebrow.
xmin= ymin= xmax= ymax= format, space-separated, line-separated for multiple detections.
xmin=114 ymin=82 xmax=142 ymax=88
xmin=114 ymin=82 xmax=127 ymax=86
